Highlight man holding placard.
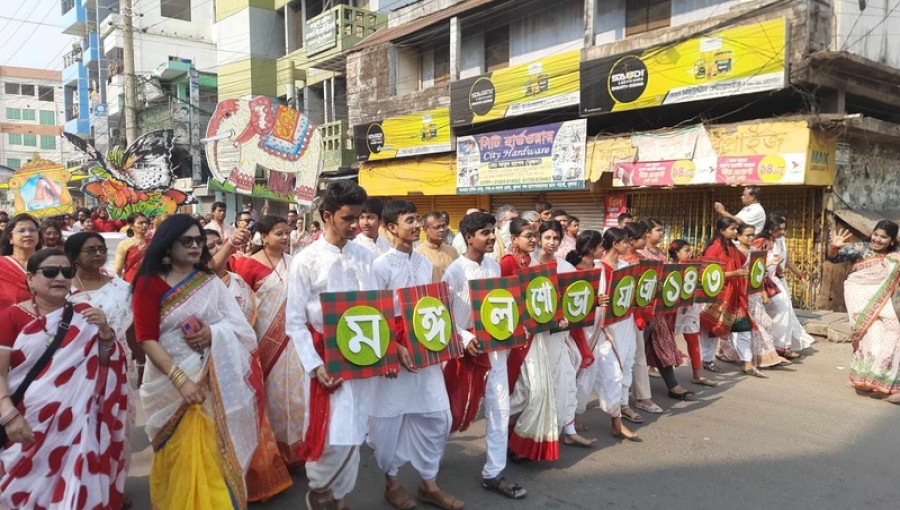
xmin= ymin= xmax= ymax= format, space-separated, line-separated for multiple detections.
xmin=442 ymin=211 xmax=527 ymax=501
xmin=370 ymin=201 xmax=463 ymax=510
xmin=285 ymin=180 xmax=379 ymax=510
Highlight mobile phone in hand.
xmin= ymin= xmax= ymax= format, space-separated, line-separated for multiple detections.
xmin=181 ymin=316 xmax=202 ymax=336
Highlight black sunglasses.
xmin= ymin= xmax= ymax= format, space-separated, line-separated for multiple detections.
xmin=35 ymin=265 xmax=76 ymax=279
xmin=81 ymin=246 xmax=109 ymax=255
xmin=177 ymin=235 xmax=205 ymax=248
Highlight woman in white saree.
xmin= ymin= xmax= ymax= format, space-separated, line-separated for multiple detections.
xmin=132 ymin=214 xmax=259 ymax=509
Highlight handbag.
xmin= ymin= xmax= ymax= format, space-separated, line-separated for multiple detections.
xmin=0 ymin=303 xmax=74 ymax=448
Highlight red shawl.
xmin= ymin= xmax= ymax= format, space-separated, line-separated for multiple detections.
xmin=502 ymin=254 xmax=533 ymax=391
xmin=0 ymin=256 xmax=30 ymax=311
xmin=699 ymin=239 xmax=749 ymax=338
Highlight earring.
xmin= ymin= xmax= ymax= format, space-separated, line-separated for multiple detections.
xmin=162 ymin=253 xmax=172 ymax=267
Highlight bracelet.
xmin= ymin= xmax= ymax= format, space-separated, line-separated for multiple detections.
xmin=167 ymin=364 xmax=179 ymax=379
xmin=135 ymin=362 xmax=145 ymax=368
xmin=0 ymin=407 xmax=19 ymax=427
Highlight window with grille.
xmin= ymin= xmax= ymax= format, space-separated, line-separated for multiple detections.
xmin=7 ymin=159 xmax=20 ymax=169
xmin=23 ymin=134 xmax=36 ymax=146
xmin=625 ymin=0 xmax=671 ymax=37
xmin=5 ymin=108 xmax=20 ymax=120
xmin=22 ymin=109 xmax=35 ymax=121
xmin=161 ymin=0 xmax=191 ymax=21
xmin=40 ymin=135 xmax=56 ymax=150
xmin=8 ymin=133 xmax=22 ymax=145
xmin=484 ymin=25 xmax=509 ymax=72
xmin=4 ymin=83 xmax=19 ymax=95
xmin=21 ymin=84 xmax=35 ymax=96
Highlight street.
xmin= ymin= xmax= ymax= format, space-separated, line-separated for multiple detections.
xmin=125 ymin=341 xmax=900 ymax=510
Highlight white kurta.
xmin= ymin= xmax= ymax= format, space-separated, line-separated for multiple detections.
xmin=370 ymin=248 xmax=451 ymax=480
xmin=285 ymin=238 xmax=378 ymax=446
xmin=353 ymin=234 xmax=391 ymax=258
xmin=442 ymin=255 xmax=510 ymax=480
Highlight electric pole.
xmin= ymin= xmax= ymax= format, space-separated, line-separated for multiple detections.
xmin=122 ymin=0 xmax=138 ymax=144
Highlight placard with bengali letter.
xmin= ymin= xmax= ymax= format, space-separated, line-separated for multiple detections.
xmin=468 ymin=275 xmax=527 ymax=353
xmin=603 ymin=264 xmax=643 ymax=326
xmin=552 ymin=268 xmax=602 ymax=333
xmin=320 ymin=290 xmax=399 ymax=381
xmin=679 ymin=261 xmax=702 ymax=306
xmin=656 ymin=264 xmax=685 ymax=313
xmin=397 ymin=282 xmax=464 ymax=368
xmin=518 ymin=263 xmax=561 ymax=334
xmin=695 ymin=258 xmax=726 ymax=304
xmin=634 ymin=260 xmax=663 ymax=314
xmin=747 ymin=251 xmax=767 ymax=294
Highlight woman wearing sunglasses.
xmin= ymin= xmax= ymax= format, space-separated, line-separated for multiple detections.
xmin=0 ymin=213 xmax=42 ymax=310
xmin=0 ymin=248 xmax=129 ymax=509
xmin=115 ymin=212 xmax=150 ymax=282
xmin=131 ymin=214 xmax=259 ymax=508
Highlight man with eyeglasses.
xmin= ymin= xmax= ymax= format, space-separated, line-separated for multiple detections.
xmin=416 ymin=211 xmax=459 ymax=283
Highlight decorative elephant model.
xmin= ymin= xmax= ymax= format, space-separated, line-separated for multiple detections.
xmin=203 ymin=97 xmax=324 ymax=204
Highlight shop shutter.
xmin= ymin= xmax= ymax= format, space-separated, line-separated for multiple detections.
xmin=545 ymin=190 xmax=605 ymax=232
xmin=490 ymin=192 xmax=543 ymax=217
xmin=433 ymin=195 xmax=479 ymax=234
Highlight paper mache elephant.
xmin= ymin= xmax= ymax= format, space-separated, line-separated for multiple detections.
xmin=202 ymin=97 xmax=323 ymax=203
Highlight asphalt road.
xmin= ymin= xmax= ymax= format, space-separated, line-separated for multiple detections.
xmin=125 ymin=340 xmax=900 ymax=510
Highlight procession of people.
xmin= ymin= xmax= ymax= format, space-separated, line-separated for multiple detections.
xmin=0 ymin=181 xmax=898 ymax=510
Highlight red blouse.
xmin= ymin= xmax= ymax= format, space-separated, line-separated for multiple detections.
xmin=231 ymin=256 xmax=274 ymax=290
xmin=132 ymin=275 xmax=171 ymax=342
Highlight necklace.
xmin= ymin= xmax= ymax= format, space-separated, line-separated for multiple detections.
xmin=29 ymin=296 xmax=54 ymax=344
xmin=75 ymin=272 xmax=107 ymax=293
xmin=261 ymin=249 xmax=284 ymax=284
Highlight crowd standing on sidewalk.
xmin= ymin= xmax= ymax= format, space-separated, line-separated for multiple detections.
xmin=0 ymin=181 xmax=897 ymax=510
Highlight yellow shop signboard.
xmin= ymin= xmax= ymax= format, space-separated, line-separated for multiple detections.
xmin=581 ymin=18 xmax=788 ymax=116
xmin=450 ymin=50 xmax=581 ymax=126
xmin=354 ymin=108 xmax=453 ymax=161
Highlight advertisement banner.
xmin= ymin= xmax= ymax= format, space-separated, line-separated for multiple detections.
xmin=657 ymin=264 xmax=685 ymax=312
xmin=456 ymin=119 xmax=586 ymax=194
xmin=320 ymin=289 xmax=400 ymax=381
xmin=469 ymin=275 xmax=528 ymax=353
xmin=581 ymin=18 xmax=788 ymax=116
xmin=603 ymin=193 xmax=627 ymax=227
xmin=553 ymin=268 xmax=602 ymax=333
xmin=450 ymin=50 xmax=581 ymax=126
xmin=397 ymin=282 xmax=464 ymax=368
xmin=747 ymin=251 xmax=767 ymax=294
xmin=355 ymin=108 xmax=452 ymax=161
xmin=519 ymin=263 xmax=560 ymax=334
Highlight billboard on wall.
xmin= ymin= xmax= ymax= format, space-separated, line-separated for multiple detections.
xmin=581 ymin=18 xmax=788 ymax=116
xmin=354 ymin=108 xmax=452 ymax=161
xmin=456 ymin=119 xmax=586 ymax=194
xmin=450 ymin=50 xmax=581 ymax=126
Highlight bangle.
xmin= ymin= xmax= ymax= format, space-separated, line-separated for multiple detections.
xmin=135 ymin=362 xmax=145 ymax=368
xmin=167 ymin=365 xmax=178 ymax=378
xmin=0 ymin=407 xmax=19 ymax=427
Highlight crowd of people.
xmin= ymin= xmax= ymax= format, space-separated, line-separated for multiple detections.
xmin=0 ymin=180 xmax=897 ymax=510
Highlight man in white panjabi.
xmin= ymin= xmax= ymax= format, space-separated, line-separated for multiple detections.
xmin=714 ymin=185 xmax=766 ymax=235
xmin=353 ymin=197 xmax=391 ymax=257
xmin=451 ymin=207 xmax=482 ymax=256
xmin=442 ymin=211 xmax=527 ymax=501
xmin=369 ymin=201 xmax=463 ymax=510
xmin=285 ymin=180 xmax=378 ymax=510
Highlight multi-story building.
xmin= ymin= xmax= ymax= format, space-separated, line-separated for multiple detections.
xmin=0 ymin=66 xmax=74 ymax=170
xmin=345 ymin=0 xmax=900 ymax=310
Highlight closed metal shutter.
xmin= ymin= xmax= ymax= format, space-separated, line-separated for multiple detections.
xmin=544 ymin=191 xmax=605 ymax=232
xmin=433 ymin=195 xmax=479 ymax=233
xmin=490 ymin=193 xmax=543 ymax=218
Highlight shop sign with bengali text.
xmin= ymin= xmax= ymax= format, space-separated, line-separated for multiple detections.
xmin=456 ymin=120 xmax=586 ymax=194
xmin=603 ymin=193 xmax=627 ymax=227
xmin=581 ymin=18 xmax=788 ymax=116
xmin=450 ymin=50 xmax=581 ymax=126
xmin=354 ymin=108 xmax=452 ymax=161
xmin=305 ymin=12 xmax=337 ymax=56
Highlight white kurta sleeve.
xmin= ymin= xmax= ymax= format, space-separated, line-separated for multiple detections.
xmin=442 ymin=265 xmax=476 ymax=348
xmin=285 ymin=256 xmax=324 ymax=375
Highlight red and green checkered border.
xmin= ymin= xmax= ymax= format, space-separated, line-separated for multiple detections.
xmin=321 ymin=289 xmax=400 ymax=381
xmin=602 ymin=263 xmax=643 ymax=326
xmin=551 ymin=268 xmax=601 ymax=333
xmin=397 ymin=281 xmax=464 ymax=368
xmin=518 ymin=262 xmax=560 ymax=334
xmin=469 ymin=275 xmax=527 ymax=353
xmin=747 ymin=251 xmax=766 ymax=294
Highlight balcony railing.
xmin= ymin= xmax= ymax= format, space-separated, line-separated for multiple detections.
xmin=320 ymin=119 xmax=355 ymax=170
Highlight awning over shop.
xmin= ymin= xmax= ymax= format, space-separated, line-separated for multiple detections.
xmin=587 ymin=119 xmax=837 ymax=187
xmin=834 ymin=208 xmax=900 ymax=237
xmin=359 ymin=155 xmax=457 ymax=196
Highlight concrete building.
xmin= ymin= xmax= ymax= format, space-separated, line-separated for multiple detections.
xmin=345 ymin=0 xmax=900 ymax=310
xmin=0 ymin=66 xmax=74 ymax=171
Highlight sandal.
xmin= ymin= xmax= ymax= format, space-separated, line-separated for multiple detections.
xmin=635 ymin=400 xmax=663 ymax=414
xmin=702 ymin=361 xmax=722 ymax=373
xmin=121 ymin=496 xmax=133 ymax=510
xmin=621 ymin=406 xmax=644 ymax=424
xmin=692 ymin=378 xmax=718 ymax=387
xmin=481 ymin=476 xmax=527 ymax=500
xmin=307 ymin=490 xmax=337 ymax=510
xmin=668 ymin=389 xmax=695 ymax=401
xmin=741 ymin=367 xmax=768 ymax=378
xmin=385 ymin=485 xmax=417 ymax=510
xmin=419 ymin=485 xmax=464 ymax=510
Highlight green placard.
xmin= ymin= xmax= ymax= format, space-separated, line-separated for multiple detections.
xmin=748 ymin=251 xmax=766 ymax=293
xmin=561 ymin=279 xmax=596 ymax=323
xmin=681 ymin=265 xmax=699 ymax=300
xmin=336 ymin=305 xmax=391 ymax=366
xmin=480 ymin=288 xmax=520 ymax=340
xmin=635 ymin=266 xmax=660 ymax=307
xmin=660 ymin=270 xmax=683 ymax=308
xmin=701 ymin=263 xmax=725 ymax=299
xmin=412 ymin=296 xmax=453 ymax=352
xmin=525 ymin=275 xmax=558 ymax=324
xmin=611 ymin=275 xmax=636 ymax=317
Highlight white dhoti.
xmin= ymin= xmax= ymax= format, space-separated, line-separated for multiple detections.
xmin=369 ymin=410 xmax=452 ymax=480
xmin=306 ymin=444 xmax=360 ymax=500
xmin=577 ymin=336 xmax=624 ymax=418
xmin=730 ymin=331 xmax=752 ymax=362
xmin=606 ymin=319 xmax=638 ymax=407
xmin=699 ymin=329 xmax=720 ymax=363
xmin=483 ymin=349 xmax=510 ymax=480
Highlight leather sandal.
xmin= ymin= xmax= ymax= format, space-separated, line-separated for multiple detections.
xmin=306 ymin=490 xmax=337 ymax=510
xmin=419 ymin=485 xmax=464 ymax=510
xmin=481 ymin=476 xmax=527 ymax=500
xmin=385 ymin=485 xmax=417 ymax=510
xmin=621 ymin=406 xmax=644 ymax=424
